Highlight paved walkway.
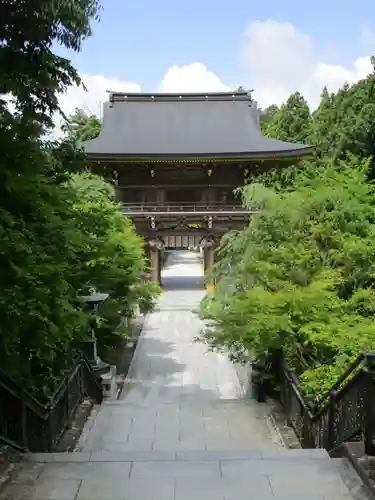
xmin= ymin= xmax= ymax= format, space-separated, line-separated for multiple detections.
xmin=79 ymin=250 xmax=281 ymax=453
xmin=0 ymin=251 xmax=358 ymax=499
xmin=123 ymin=250 xmax=244 ymax=403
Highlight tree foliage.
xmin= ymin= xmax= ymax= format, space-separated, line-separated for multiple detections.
xmin=62 ymin=108 xmax=101 ymax=144
xmin=262 ymin=92 xmax=311 ymax=144
xmin=1 ymin=0 xmax=101 ymax=130
xmin=200 ymin=59 xmax=375 ymax=401
xmin=0 ymin=134 xmax=87 ymax=392
xmin=0 ymin=139 xmax=149 ymax=396
xmin=0 ymin=0 xmax=156 ymax=398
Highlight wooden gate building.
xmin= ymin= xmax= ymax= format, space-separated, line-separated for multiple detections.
xmin=83 ymin=90 xmax=312 ymax=283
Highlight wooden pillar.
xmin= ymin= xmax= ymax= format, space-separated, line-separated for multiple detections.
xmin=158 ymin=243 xmax=166 ymax=285
xmin=147 ymin=237 xmax=164 ymax=285
xmin=150 ymin=247 xmax=159 ymax=283
xmin=202 ymin=235 xmax=217 ymax=291
xmin=205 ymin=247 xmax=215 ymax=279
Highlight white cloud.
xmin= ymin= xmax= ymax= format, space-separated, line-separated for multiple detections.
xmin=307 ymin=56 xmax=372 ymax=95
xmin=158 ymin=62 xmax=231 ymax=93
xmin=154 ymin=20 xmax=372 ymax=110
xmin=240 ymin=19 xmax=373 ymax=109
xmin=55 ymin=73 xmax=141 ymax=135
xmin=241 ymin=20 xmax=317 ymax=91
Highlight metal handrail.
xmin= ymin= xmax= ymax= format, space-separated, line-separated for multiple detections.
xmin=277 ymin=352 xmax=375 ymax=452
xmin=311 ymin=353 xmax=365 ymax=411
xmin=0 ymin=350 xmax=103 ymax=452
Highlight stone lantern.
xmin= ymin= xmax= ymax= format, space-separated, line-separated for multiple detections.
xmin=78 ymin=290 xmax=111 ymax=376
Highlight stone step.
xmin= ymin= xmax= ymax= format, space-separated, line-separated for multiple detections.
xmin=103 ymin=398 xmax=262 ymax=405
xmin=26 ymin=447 xmax=330 ymax=462
xmin=331 ymin=457 xmax=374 ymax=500
xmin=3 ymin=449 xmax=357 ymax=499
xmin=78 ymin=398 xmax=283 ymax=453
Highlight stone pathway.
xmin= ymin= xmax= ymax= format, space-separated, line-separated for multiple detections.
xmin=122 ymin=251 xmax=250 ymax=404
xmin=78 ymin=251 xmax=281 ymax=454
xmin=0 ymin=251 xmax=363 ymax=499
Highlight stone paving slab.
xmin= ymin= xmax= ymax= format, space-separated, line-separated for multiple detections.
xmin=0 ymin=478 xmax=82 ymax=500
xmin=38 ymin=461 xmax=133 ymax=480
xmin=76 ymin=477 xmax=175 ymax=500
xmin=3 ymin=452 xmax=355 ymax=500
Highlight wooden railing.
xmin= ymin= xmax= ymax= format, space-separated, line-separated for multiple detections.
xmin=0 ymin=351 xmax=103 ymax=452
xmin=274 ymin=352 xmax=375 ymax=454
xmin=119 ymin=202 xmax=252 ymax=213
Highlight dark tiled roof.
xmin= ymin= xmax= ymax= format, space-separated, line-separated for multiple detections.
xmin=83 ymin=92 xmax=312 ymax=158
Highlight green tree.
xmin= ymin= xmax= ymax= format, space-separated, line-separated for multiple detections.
xmin=63 ymin=108 xmax=101 ymax=144
xmin=310 ymin=58 xmax=375 ymax=161
xmin=200 ymin=157 xmax=375 ymax=400
xmin=1 ymin=3 xmax=97 ymax=384
xmin=0 ymin=135 xmax=150 ymax=395
xmin=0 ymin=0 xmax=107 ymax=395
xmin=69 ymin=172 xmax=158 ymax=357
xmin=260 ymin=105 xmax=279 ymax=135
xmin=264 ymin=92 xmax=311 ymax=143
xmin=70 ymin=172 xmax=145 ymax=297
xmin=199 ymin=57 xmax=375 ymax=403
xmin=309 ymin=87 xmax=335 ymax=156
xmin=0 ymin=131 xmax=90 ymax=392
xmin=1 ymin=0 xmax=101 ymax=130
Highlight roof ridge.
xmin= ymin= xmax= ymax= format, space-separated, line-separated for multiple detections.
xmin=108 ymin=91 xmax=252 ymax=104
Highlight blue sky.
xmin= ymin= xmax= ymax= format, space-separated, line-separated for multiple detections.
xmin=57 ymin=0 xmax=375 ymax=119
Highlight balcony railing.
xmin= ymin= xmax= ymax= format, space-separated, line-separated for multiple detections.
xmin=119 ymin=202 xmax=256 ymax=215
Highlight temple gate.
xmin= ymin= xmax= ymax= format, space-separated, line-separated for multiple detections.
xmin=83 ymin=91 xmax=311 ymax=285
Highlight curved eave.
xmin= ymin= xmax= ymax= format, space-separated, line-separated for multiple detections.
xmin=84 ymin=147 xmax=313 ymax=164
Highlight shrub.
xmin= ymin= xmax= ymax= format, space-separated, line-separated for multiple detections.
xmin=199 ymin=157 xmax=375 ymax=401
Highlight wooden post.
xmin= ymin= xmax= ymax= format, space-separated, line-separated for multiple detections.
xmin=21 ymin=395 xmax=29 ymax=450
xmin=204 ymin=244 xmax=216 ymax=292
xmin=158 ymin=249 xmax=162 ymax=285
xmin=327 ymin=390 xmax=336 ymax=450
xmin=150 ymin=247 xmax=159 ymax=284
xmin=203 ymin=246 xmax=207 ymax=273
xmin=206 ymin=246 xmax=215 ymax=271
xmin=302 ymin=405 xmax=311 ymax=448
xmin=364 ymin=353 xmax=375 ymax=455
xmin=147 ymin=237 xmax=165 ymax=285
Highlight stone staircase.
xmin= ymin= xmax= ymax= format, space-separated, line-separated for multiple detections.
xmin=1 ymin=400 xmax=371 ymax=499
xmin=1 ymin=252 xmax=372 ymax=499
